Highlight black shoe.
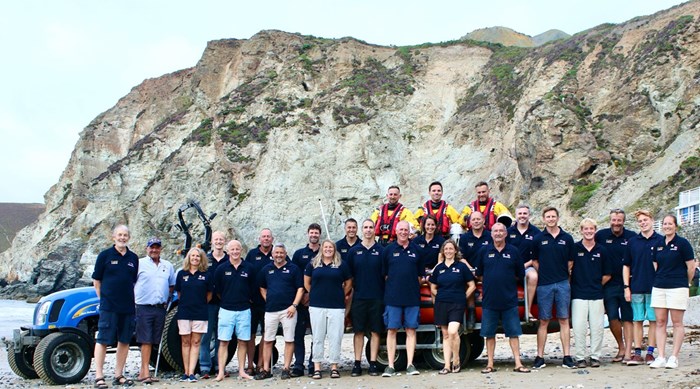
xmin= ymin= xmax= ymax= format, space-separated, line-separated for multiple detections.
xmin=290 ymin=368 xmax=304 ymax=378
xmin=368 ymin=363 xmax=379 ymax=376
xmin=532 ymin=356 xmax=546 ymax=369
xmin=562 ymin=355 xmax=576 ymax=369
xmin=351 ymin=363 xmax=362 ymax=377
xmin=280 ymin=369 xmax=291 ymax=380
xmin=254 ymin=370 xmax=272 ymax=380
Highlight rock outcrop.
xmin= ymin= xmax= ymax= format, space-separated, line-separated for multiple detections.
xmin=462 ymin=26 xmax=570 ymax=47
xmin=2 ymin=2 xmax=700 ymax=298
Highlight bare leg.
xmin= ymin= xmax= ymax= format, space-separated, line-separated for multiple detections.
xmin=387 ymin=329 xmax=397 ymax=368
xmin=189 ymin=333 xmax=202 ymax=377
xmin=609 ymin=319 xmax=624 ymax=356
xmin=214 ymin=340 xmax=229 ymax=381
xmin=648 ymin=321 xmax=657 ymax=348
xmin=623 ymin=321 xmax=633 ymax=358
xmin=283 ymin=341 xmax=294 ymax=369
xmin=440 ymin=327 xmax=451 ymax=370
xmin=669 ymin=309 xmax=685 ymax=358
xmin=633 ymin=321 xmax=643 ymax=350
xmin=510 ymin=337 xmax=524 ymax=368
xmin=536 ymin=319 xmax=549 ymax=357
xmin=139 ymin=343 xmax=152 ymax=379
xmin=353 ymin=332 xmax=364 ymax=361
xmin=559 ymin=318 xmax=571 ymax=356
xmin=654 ymin=308 xmax=668 ymax=359
xmin=262 ymin=341 xmax=273 ymax=372
xmin=370 ymin=332 xmax=380 ymax=362
xmin=181 ymin=335 xmax=192 ymax=375
xmin=237 ymin=340 xmax=252 ymax=379
xmin=405 ymin=328 xmax=417 ymax=367
xmin=94 ymin=343 xmax=107 ymax=379
xmin=526 ymin=270 xmax=538 ymax=318
xmin=448 ymin=322 xmax=461 ymax=366
xmin=485 ymin=337 xmax=495 ymax=369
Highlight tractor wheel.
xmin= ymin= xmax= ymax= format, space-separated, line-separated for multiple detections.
xmin=33 ymin=332 xmax=91 ymax=385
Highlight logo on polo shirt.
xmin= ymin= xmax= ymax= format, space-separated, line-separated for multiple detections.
xmin=606 ymin=239 xmax=613 ymax=244
xmin=509 ymin=234 xmax=516 ymax=239
xmin=393 ymin=252 xmax=400 ymax=257
xmin=198 ymin=275 xmax=206 ymax=280
xmin=431 ymin=243 xmax=440 ymax=249
xmin=240 ymin=272 xmax=249 ymax=277
xmin=670 ymin=245 xmax=678 ymax=251
xmin=488 ymin=253 xmax=495 ymax=258
xmin=111 ymin=260 xmax=119 ymax=265
xmin=525 ymin=235 xmax=534 ymax=240
xmin=225 ymin=271 xmax=232 ymax=276
xmin=439 ymin=269 xmax=446 ymax=274
xmin=578 ymin=252 xmax=585 ymax=257
xmin=451 ymin=267 xmax=461 ymax=273
xmin=542 ymin=240 xmax=549 ymax=245
xmin=128 ymin=262 xmax=135 ymax=267
xmin=302 ymin=255 xmax=310 ymax=259
xmin=503 ymin=253 xmax=511 ymax=259
xmin=183 ymin=275 xmax=190 ymax=281
xmin=593 ymin=253 xmax=601 ymax=258
xmin=356 ymin=250 xmax=363 ymax=255
xmin=557 ymin=240 xmax=567 ymax=245
xmin=341 ymin=249 xmax=348 ymax=253
xmin=255 ymin=256 xmax=262 ymax=260
xmin=282 ymin=268 xmax=290 ymax=273
xmin=371 ymin=250 xmax=379 ymax=256
xmin=621 ymin=240 xmax=628 ymax=245
xmin=268 ymin=269 xmax=275 ymax=274
xmin=481 ymin=241 xmax=489 ymax=245
xmin=418 ymin=243 xmax=426 ymax=248
xmin=408 ymin=252 xmax=416 ymax=257
xmin=468 ymin=242 xmax=474 ymax=247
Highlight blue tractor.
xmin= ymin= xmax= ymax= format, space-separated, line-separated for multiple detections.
xmin=5 ymin=200 xmax=240 ymax=385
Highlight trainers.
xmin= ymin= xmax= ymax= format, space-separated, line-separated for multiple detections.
xmin=649 ymin=356 xmax=666 ymax=368
xmin=179 ymin=374 xmax=189 ymax=382
xmin=576 ymin=359 xmax=587 ymax=369
xmin=665 ymin=355 xmax=678 ymax=369
xmin=590 ymin=358 xmax=600 ymax=368
xmin=280 ymin=369 xmax=291 ymax=380
xmin=406 ymin=364 xmax=420 ymax=375
xmin=368 ymin=363 xmax=379 ymax=376
xmin=188 ymin=374 xmax=198 ymax=382
xmin=254 ymin=370 xmax=272 ymax=380
xmin=289 ymin=368 xmax=304 ymax=378
xmin=351 ymin=362 xmax=362 ymax=377
xmin=532 ymin=356 xmax=546 ymax=369
xmin=200 ymin=373 xmax=210 ymax=379
xmin=382 ymin=366 xmax=396 ymax=377
xmin=562 ymin=355 xmax=576 ymax=369
xmin=626 ymin=354 xmax=643 ymax=366
xmin=645 ymin=353 xmax=655 ymax=365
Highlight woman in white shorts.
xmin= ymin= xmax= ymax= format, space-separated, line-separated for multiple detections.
xmin=649 ymin=215 xmax=696 ymax=369
xmin=174 ymin=248 xmax=212 ymax=381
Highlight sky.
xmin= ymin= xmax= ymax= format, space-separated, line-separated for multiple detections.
xmin=0 ymin=0 xmax=688 ymax=203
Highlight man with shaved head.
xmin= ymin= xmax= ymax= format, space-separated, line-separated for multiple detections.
xmin=213 ymin=240 xmax=255 ymax=381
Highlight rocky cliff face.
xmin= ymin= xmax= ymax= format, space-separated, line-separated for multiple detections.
xmin=2 ymin=2 xmax=700 ymax=298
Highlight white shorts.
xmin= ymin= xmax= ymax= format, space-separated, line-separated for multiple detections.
xmin=177 ymin=320 xmax=208 ymax=335
xmin=264 ymin=310 xmax=297 ymax=342
xmin=650 ymin=287 xmax=689 ymax=310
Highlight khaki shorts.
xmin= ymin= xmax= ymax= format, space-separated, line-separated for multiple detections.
xmin=177 ymin=320 xmax=208 ymax=335
xmin=264 ymin=310 xmax=297 ymax=342
xmin=650 ymin=287 xmax=689 ymax=310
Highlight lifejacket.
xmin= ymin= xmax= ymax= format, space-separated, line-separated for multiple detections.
xmin=470 ymin=197 xmax=497 ymax=231
xmin=375 ymin=203 xmax=404 ymax=242
xmin=422 ymin=200 xmax=451 ymax=236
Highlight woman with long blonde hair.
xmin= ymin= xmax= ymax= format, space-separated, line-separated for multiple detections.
xmin=174 ymin=248 xmax=212 ymax=382
xmin=304 ymin=240 xmax=352 ymax=379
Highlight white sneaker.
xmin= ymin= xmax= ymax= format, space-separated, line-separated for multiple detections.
xmin=649 ymin=356 xmax=666 ymax=368
xmin=665 ymin=356 xmax=678 ymax=369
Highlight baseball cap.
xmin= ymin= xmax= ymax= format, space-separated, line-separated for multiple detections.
xmin=147 ymin=237 xmax=162 ymax=247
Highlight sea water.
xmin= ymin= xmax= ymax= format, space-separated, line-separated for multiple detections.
xmin=0 ymin=299 xmax=35 ymax=339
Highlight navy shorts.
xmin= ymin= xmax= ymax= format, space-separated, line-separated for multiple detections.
xmin=536 ymin=280 xmax=571 ymax=320
xmin=480 ymin=307 xmax=522 ymax=338
xmin=351 ymin=299 xmax=384 ymax=333
xmin=384 ymin=305 xmax=419 ymax=330
xmin=135 ymin=305 xmax=167 ymax=345
xmin=97 ymin=310 xmax=135 ymax=345
xmin=433 ymin=301 xmax=466 ymax=326
xmin=604 ymin=285 xmax=633 ymax=322
xmin=250 ymin=304 xmax=266 ymax=337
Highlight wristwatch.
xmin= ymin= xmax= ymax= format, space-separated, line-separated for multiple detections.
xmin=623 ymin=285 xmax=629 ymax=289
xmin=292 ymin=303 xmax=298 ymax=308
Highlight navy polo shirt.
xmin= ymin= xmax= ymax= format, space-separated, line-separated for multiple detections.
xmin=214 ymin=260 xmax=255 ymax=311
xmin=382 ymin=241 xmax=425 ymax=307
xmin=292 ymin=245 xmax=319 ymax=279
xmin=304 ymin=261 xmax=352 ymax=309
xmin=336 ymin=237 xmax=361 ymax=262
xmin=92 ymin=245 xmax=139 ymax=314
xmin=346 ymin=243 xmax=385 ymax=300
xmin=206 ymin=251 xmax=229 ymax=305
xmin=623 ymin=232 xmax=662 ymax=293
xmin=507 ymin=223 xmax=541 ymax=264
xmin=474 ymin=243 xmax=524 ymax=310
xmin=258 ymin=261 xmax=303 ymax=312
xmin=595 ymin=228 xmax=635 ymax=288
xmin=244 ymin=246 xmax=274 ymax=305
xmin=175 ymin=270 xmax=212 ymax=321
xmin=571 ymin=242 xmax=612 ymax=300
xmin=653 ymin=235 xmax=695 ymax=289
xmin=413 ymin=234 xmax=445 ymax=269
xmin=532 ymin=228 xmax=575 ymax=286
xmin=429 ymin=261 xmax=474 ymax=305
xmin=459 ymin=230 xmax=492 ymax=266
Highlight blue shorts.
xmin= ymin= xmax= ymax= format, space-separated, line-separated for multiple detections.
xmin=218 ymin=308 xmax=251 ymax=341
xmin=536 ymin=280 xmax=571 ymax=320
xmin=480 ymin=307 xmax=522 ymax=338
xmin=604 ymin=286 xmax=633 ymax=322
xmin=135 ymin=305 xmax=166 ymax=344
xmin=631 ymin=293 xmax=655 ymax=322
xmin=96 ymin=310 xmax=135 ymax=345
xmin=383 ymin=305 xmax=419 ymax=330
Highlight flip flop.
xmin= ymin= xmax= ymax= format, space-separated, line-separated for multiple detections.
xmin=513 ymin=366 xmax=531 ymax=373
xmin=481 ymin=366 xmax=496 ymax=374
xmin=330 ymin=369 xmax=340 ymax=379
xmin=612 ymin=354 xmax=625 ymax=362
xmin=438 ymin=368 xmax=451 ymax=375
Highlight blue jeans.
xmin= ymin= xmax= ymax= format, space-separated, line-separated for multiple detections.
xmin=292 ymin=305 xmax=313 ymax=373
xmin=198 ymin=304 xmax=219 ymax=374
